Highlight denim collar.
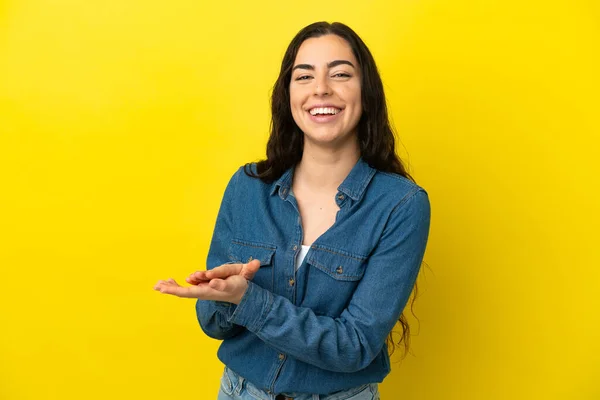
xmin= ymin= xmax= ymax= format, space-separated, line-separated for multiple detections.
xmin=271 ymin=157 xmax=376 ymax=202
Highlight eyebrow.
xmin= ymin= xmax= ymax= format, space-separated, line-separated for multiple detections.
xmin=292 ymin=59 xmax=356 ymax=72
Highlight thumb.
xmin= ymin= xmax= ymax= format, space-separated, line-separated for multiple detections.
xmin=208 ymin=278 xmax=227 ymax=291
xmin=241 ymin=259 xmax=261 ymax=280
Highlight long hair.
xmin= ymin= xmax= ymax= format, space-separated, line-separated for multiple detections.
xmin=245 ymin=21 xmax=420 ymax=359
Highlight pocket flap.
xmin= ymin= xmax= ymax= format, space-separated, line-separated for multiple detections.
xmin=306 ymin=246 xmax=366 ymax=281
xmin=228 ymin=239 xmax=276 ymax=266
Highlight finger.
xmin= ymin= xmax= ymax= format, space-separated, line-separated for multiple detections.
xmin=153 ymin=279 xmax=180 ymax=292
xmin=154 ymin=281 xmax=207 ymax=298
xmin=208 ymin=278 xmax=228 ymax=291
xmin=153 ymin=280 xmax=166 ymax=288
xmin=241 ymin=259 xmax=261 ymax=280
xmin=192 ymin=271 xmax=209 ymax=281
xmin=153 ymin=278 xmax=233 ymax=300
xmin=205 ymin=263 xmax=242 ymax=280
xmin=157 ymin=284 xmax=192 ymax=297
xmin=185 ymin=277 xmax=202 ymax=285
xmin=187 ymin=271 xmax=209 ymax=285
xmin=153 ymin=279 xmax=176 ymax=289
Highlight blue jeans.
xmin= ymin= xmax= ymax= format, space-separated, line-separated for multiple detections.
xmin=217 ymin=366 xmax=380 ymax=400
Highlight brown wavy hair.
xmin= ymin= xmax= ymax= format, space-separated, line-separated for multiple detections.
xmin=245 ymin=21 xmax=421 ymax=359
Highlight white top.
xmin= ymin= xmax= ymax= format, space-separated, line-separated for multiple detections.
xmin=288 ymin=187 xmax=311 ymax=271
xmin=295 ymin=245 xmax=311 ymax=271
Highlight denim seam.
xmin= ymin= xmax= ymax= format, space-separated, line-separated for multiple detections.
xmin=309 ymin=260 xmax=363 ymax=281
xmin=354 ymin=168 xmax=376 ymax=201
xmin=230 ymin=239 xmax=278 ymax=250
xmin=309 ymin=245 xmax=367 ymax=261
xmin=390 ymin=187 xmax=421 ymax=215
xmin=378 ymin=170 xmax=421 ymax=187
xmin=369 ymin=383 xmax=378 ymax=399
xmin=253 ymin=288 xmax=274 ymax=333
xmin=221 ymin=367 xmax=233 ymax=395
xmin=324 ymin=383 xmax=370 ymax=400
xmin=338 ymin=160 xmax=376 ymax=201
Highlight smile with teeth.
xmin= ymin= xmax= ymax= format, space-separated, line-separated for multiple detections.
xmin=309 ymin=107 xmax=342 ymax=116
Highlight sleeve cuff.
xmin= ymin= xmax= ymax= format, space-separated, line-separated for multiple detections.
xmin=227 ymin=281 xmax=273 ymax=332
xmin=214 ymin=300 xmax=237 ymax=318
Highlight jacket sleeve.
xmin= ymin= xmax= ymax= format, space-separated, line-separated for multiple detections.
xmin=195 ymin=167 xmax=245 ymax=340
xmin=221 ymin=188 xmax=431 ymax=372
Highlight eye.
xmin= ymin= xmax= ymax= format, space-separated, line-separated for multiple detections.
xmin=332 ymin=73 xmax=351 ymax=78
xmin=295 ymin=75 xmax=312 ymax=81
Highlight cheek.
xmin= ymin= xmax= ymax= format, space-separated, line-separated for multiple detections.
xmin=289 ymin=98 xmax=304 ymax=126
xmin=289 ymin=90 xmax=305 ymax=112
xmin=344 ymin=91 xmax=362 ymax=116
xmin=339 ymin=85 xmax=361 ymax=107
xmin=347 ymin=89 xmax=363 ymax=122
xmin=352 ymin=86 xmax=362 ymax=109
xmin=289 ymin=107 xmax=300 ymax=126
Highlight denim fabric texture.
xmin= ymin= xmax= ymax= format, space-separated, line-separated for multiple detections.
xmin=218 ymin=366 xmax=380 ymax=400
xmin=196 ymin=158 xmax=431 ymax=395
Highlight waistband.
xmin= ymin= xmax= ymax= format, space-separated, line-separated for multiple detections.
xmin=221 ymin=366 xmax=377 ymax=400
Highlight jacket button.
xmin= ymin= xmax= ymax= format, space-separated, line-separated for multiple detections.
xmin=247 ymin=256 xmax=253 ymax=262
xmin=289 ymin=278 xmax=295 ymax=286
xmin=337 ymin=194 xmax=345 ymax=200
xmin=293 ymin=245 xmax=298 ymax=251
xmin=336 ymin=266 xmax=343 ymax=274
xmin=278 ymin=353 xmax=285 ymax=360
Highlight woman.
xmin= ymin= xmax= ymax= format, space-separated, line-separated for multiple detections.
xmin=154 ymin=21 xmax=431 ymax=400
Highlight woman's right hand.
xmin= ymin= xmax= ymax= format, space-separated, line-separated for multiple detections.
xmin=185 ymin=259 xmax=261 ymax=285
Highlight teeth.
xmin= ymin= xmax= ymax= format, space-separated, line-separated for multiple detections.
xmin=309 ymin=107 xmax=341 ymax=116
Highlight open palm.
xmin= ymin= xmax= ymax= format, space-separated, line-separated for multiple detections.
xmin=153 ymin=259 xmax=261 ymax=304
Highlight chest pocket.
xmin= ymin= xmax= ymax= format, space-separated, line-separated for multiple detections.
xmin=306 ymin=245 xmax=367 ymax=281
xmin=303 ymin=245 xmax=367 ymax=317
xmin=227 ymin=239 xmax=276 ymax=291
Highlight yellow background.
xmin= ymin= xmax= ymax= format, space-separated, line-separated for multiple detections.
xmin=1 ymin=0 xmax=599 ymax=399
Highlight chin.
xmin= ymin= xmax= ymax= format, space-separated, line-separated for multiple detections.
xmin=305 ymin=132 xmax=355 ymax=146
xmin=304 ymin=131 xmax=340 ymax=142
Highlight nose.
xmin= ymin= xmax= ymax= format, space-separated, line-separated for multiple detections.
xmin=314 ymin=74 xmax=331 ymax=96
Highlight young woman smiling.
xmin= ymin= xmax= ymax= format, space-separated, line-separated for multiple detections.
xmin=154 ymin=21 xmax=431 ymax=400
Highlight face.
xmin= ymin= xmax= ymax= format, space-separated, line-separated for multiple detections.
xmin=289 ymin=34 xmax=362 ymax=147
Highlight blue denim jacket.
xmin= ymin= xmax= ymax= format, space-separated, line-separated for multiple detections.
xmin=196 ymin=158 xmax=431 ymax=395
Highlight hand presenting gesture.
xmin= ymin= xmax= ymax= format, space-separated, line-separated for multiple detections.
xmin=153 ymin=259 xmax=261 ymax=304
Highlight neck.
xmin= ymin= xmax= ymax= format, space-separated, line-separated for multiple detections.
xmin=294 ymin=137 xmax=360 ymax=192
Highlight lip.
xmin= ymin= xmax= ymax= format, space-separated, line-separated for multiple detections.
xmin=307 ymin=107 xmax=344 ymax=123
xmin=305 ymin=104 xmax=344 ymax=123
xmin=306 ymin=103 xmax=344 ymax=112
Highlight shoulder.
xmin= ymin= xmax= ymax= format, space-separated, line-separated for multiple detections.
xmin=365 ymin=171 xmax=431 ymax=220
xmin=369 ymin=171 xmax=430 ymax=214
xmin=365 ymin=172 xmax=431 ymax=244
xmin=227 ymin=162 xmax=271 ymax=191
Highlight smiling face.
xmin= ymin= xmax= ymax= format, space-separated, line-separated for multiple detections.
xmin=289 ymin=34 xmax=362 ymax=148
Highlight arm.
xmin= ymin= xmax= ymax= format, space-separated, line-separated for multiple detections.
xmin=194 ymin=167 xmax=246 ymax=340
xmin=223 ymin=189 xmax=431 ymax=372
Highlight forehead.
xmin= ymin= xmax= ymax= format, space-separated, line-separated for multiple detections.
xmin=294 ymin=34 xmax=358 ymax=66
